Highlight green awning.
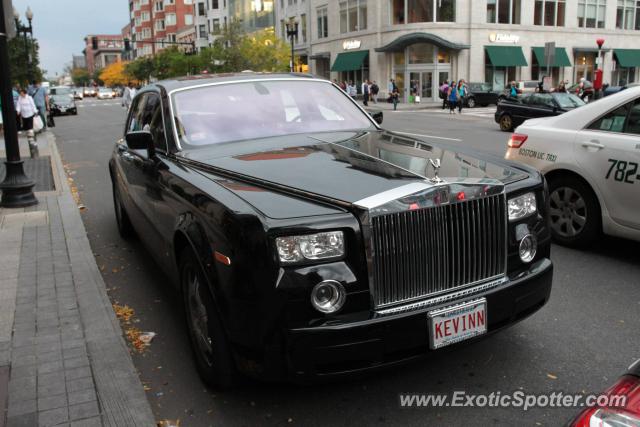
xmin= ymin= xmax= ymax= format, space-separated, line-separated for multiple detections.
xmin=532 ymin=47 xmax=572 ymax=67
xmin=485 ymin=46 xmax=528 ymax=67
xmin=614 ymin=49 xmax=640 ymax=67
xmin=331 ymin=50 xmax=369 ymax=72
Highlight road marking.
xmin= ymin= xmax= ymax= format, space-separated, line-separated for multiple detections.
xmin=393 ymin=131 xmax=462 ymax=142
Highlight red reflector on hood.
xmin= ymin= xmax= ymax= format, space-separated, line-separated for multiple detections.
xmin=508 ymin=133 xmax=528 ymax=148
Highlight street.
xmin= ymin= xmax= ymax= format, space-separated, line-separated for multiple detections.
xmin=50 ymin=99 xmax=640 ymax=427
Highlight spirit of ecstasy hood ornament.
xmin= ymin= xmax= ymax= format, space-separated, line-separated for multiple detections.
xmin=429 ymin=158 xmax=443 ymax=183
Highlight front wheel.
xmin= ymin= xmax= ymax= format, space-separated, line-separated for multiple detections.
xmin=466 ymin=97 xmax=476 ymax=108
xmin=499 ymin=114 xmax=513 ymax=132
xmin=548 ymin=176 xmax=600 ymax=247
xmin=181 ymin=248 xmax=236 ymax=389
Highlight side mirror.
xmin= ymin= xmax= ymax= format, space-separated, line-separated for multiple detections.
xmin=125 ymin=131 xmax=154 ymax=155
xmin=370 ymin=111 xmax=383 ymax=125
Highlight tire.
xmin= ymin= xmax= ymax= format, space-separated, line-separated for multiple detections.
xmin=181 ymin=248 xmax=236 ymax=389
xmin=547 ymin=175 xmax=600 ymax=247
xmin=499 ymin=114 xmax=513 ymax=132
xmin=112 ymin=181 xmax=135 ymax=239
xmin=466 ymin=97 xmax=476 ymax=108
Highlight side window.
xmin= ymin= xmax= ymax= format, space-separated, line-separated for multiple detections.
xmin=540 ymin=94 xmax=555 ymax=108
xmin=144 ymin=94 xmax=167 ymax=151
xmin=624 ymin=99 xmax=640 ymax=135
xmin=588 ymin=104 xmax=630 ymax=133
xmin=127 ymin=95 xmax=147 ymax=133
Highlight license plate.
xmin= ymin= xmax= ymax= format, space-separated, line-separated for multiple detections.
xmin=59 ymin=108 xmax=66 ymax=112
xmin=427 ymin=298 xmax=487 ymax=349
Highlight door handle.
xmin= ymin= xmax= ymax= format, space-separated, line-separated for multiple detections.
xmin=581 ymin=140 xmax=605 ymax=149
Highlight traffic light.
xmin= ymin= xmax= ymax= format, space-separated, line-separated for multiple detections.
xmin=91 ymin=37 xmax=98 ymax=50
xmin=124 ymin=39 xmax=131 ymax=51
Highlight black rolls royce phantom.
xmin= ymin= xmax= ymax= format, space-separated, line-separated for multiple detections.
xmin=109 ymin=73 xmax=553 ymax=387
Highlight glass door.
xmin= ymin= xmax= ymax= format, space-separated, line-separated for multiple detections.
xmin=409 ymin=72 xmax=420 ymax=102
xmin=421 ymin=71 xmax=433 ymax=101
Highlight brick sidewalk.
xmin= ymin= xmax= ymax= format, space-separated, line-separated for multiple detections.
xmin=0 ymin=133 xmax=155 ymax=426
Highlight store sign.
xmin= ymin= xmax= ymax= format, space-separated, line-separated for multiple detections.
xmin=489 ymin=33 xmax=520 ymax=44
xmin=343 ymin=40 xmax=362 ymax=50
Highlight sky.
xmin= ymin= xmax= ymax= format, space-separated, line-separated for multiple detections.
xmin=11 ymin=0 xmax=129 ymax=77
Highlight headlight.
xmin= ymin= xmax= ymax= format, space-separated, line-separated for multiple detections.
xmin=276 ymin=231 xmax=344 ymax=264
xmin=519 ymin=234 xmax=537 ymax=263
xmin=508 ymin=192 xmax=537 ymax=221
xmin=311 ymin=280 xmax=346 ymax=313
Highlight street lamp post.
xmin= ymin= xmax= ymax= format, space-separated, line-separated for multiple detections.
xmin=13 ymin=7 xmax=34 ymax=85
xmin=0 ymin=3 xmax=37 ymax=207
xmin=286 ymin=22 xmax=298 ymax=73
xmin=594 ymin=38 xmax=605 ymax=99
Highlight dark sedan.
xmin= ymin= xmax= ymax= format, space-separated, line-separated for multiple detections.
xmin=465 ymin=82 xmax=500 ymax=108
xmin=495 ymin=92 xmax=585 ymax=131
xmin=110 ymin=73 xmax=553 ymax=387
xmin=49 ymin=94 xmax=78 ymax=116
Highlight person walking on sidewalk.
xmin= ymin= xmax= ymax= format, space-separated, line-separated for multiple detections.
xmin=362 ymin=79 xmax=370 ymax=106
xmin=32 ymin=81 xmax=49 ymax=131
xmin=457 ymin=80 xmax=468 ymax=114
xmin=392 ymin=85 xmax=400 ymax=111
xmin=439 ymin=81 xmax=450 ymax=109
xmin=15 ymin=89 xmax=38 ymax=153
xmin=447 ymin=80 xmax=458 ymax=114
xmin=370 ymin=81 xmax=379 ymax=103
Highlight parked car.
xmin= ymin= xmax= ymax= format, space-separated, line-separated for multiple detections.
xmin=49 ymin=94 xmax=78 ymax=116
xmin=97 ymin=88 xmax=114 ymax=99
xmin=83 ymin=87 xmax=96 ymax=97
xmin=72 ymin=87 xmax=84 ymax=100
xmin=465 ymin=82 xmax=500 ymax=108
xmin=569 ymin=359 xmax=640 ymax=426
xmin=505 ymin=86 xmax=640 ymax=246
xmin=110 ymin=73 xmax=553 ymax=387
xmin=495 ymin=92 xmax=585 ymax=131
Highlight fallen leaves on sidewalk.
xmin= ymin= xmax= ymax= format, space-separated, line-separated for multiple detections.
xmin=63 ymin=163 xmax=85 ymax=210
xmin=157 ymin=420 xmax=180 ymax=427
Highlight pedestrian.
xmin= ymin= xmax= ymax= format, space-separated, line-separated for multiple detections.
xmin=122 ymin=82 xmax=137 ymax=110
xmin=439 ymin=81 xmax=449 ymax=109
xmin=447 ymin=80 xmax=458 ymax=114
xmin=457 ymin=80 xmax=467 ymax=113
xmin=31 ymin=81 xmax=49 ymax=131
xmin=15 ymin=89 xmax=38 ymax=151
xmin=362 ymin=79 xmax=370 ymax=106
xmin=340 ymin=81 xmax=347 ymax=91
xmin=370 ymin=81 xmax=379 ymax=103
xmin=557 ymin=81 xmax=567 ymax=93
xmin=392 ymin=85 xmax=399 ymax=111
xmin=509 ymin=81 xmax=518 ymax=98
xmin=348 ymin=81 xmax=357 ymax=98
xmin=388 ymin=79 xmax=395 ymax=102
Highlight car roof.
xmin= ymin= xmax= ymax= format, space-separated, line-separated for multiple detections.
xmin=524 ymin=86 xmax=640 ymax=130
xmin=148 ymin=72 xmax=317 ymax=92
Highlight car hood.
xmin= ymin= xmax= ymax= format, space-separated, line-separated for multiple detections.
xmin=180 ymin=130 xmax=529 ymax=205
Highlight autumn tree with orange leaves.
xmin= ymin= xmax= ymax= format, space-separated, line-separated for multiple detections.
xmin=99 ymin=61 xmax=138 ymax=87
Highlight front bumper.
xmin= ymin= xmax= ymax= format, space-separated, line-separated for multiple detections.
xmin=271 ymin=257 xmax=552 ymax=381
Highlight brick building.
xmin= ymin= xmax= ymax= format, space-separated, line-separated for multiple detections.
xmin=129 ymin=0 xmax=196 ymax=58
xmin=83 ymin=35 xmax=124 ymax=74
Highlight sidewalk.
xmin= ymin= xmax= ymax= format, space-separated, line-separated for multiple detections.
xmin=361 ymin=100 xmax=441 ymax=112
xmin=0 ymin=133 xmax=155 ymax=426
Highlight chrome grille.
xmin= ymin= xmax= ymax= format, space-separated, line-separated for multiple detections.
xmin=370 ymin=194 xmax=507 ymax=308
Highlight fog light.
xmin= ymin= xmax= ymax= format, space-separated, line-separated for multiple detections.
xmin=311 ymin=280 xmax=346 ymax=314
xmin=519 ymin=234 xmax=537 ymax=263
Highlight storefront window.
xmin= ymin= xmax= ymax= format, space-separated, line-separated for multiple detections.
xmin=392 ymin=0 xmax=455 ymax=23
xmin=577 ymin=0 xmax=605 ymax=28
xmin=487 ymin=0 xmax=521 ymax=24
xmin=534 ymin=0 xmax=565 ymax=26
xmin=616 ymin=0 xmax=640 ymax=30
xmin=408 ymin=43 xmax=435 ymax=64
xmin=575 ymin=52 xmax=595 ymax=82
xmin=437 ymin=49 xmax=451 ymax=64
xmin=393 ymin=52 xmax=405 ymax=66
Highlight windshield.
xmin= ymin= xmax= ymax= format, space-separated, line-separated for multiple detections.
xmin=52 ymin=95 xmax=71 ymax=104
xmin=171 ymin=80 xmax=375 ymax=148
xmin=553 ymin=93 xmax=586 ymax=108
xmin=99 ymin=88 xmax=110 ymax=92
xmin=51 ymin=87 xmax=72 ymax=95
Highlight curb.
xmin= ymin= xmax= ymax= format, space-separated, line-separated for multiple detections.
xmin=47 ymin=134 xmax=156 ymax=426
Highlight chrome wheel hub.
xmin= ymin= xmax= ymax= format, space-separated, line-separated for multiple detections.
xmin=549 ymin=187 xmax=587 ymax=238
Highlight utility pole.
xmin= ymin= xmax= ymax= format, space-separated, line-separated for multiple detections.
xmin=0 ymin=2 xmax=37 ymax=207
xmin=286 ymin=22 xmax=298 ymax=73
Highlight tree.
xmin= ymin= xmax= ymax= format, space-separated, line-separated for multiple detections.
xmin=8 ymin=35 xmax=44 ymax=86
xmin=241 ymin=29 xmax=290 ymax=72
xmin=71 ymin=68 xmax=91 ymax=87
xmin=125 ymin=56 xmax=155 ymax=84
xmin=99 ymin=61 xmax=131 ymax=87
xmin=92 ymin=69 xmax=104 ymax=86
